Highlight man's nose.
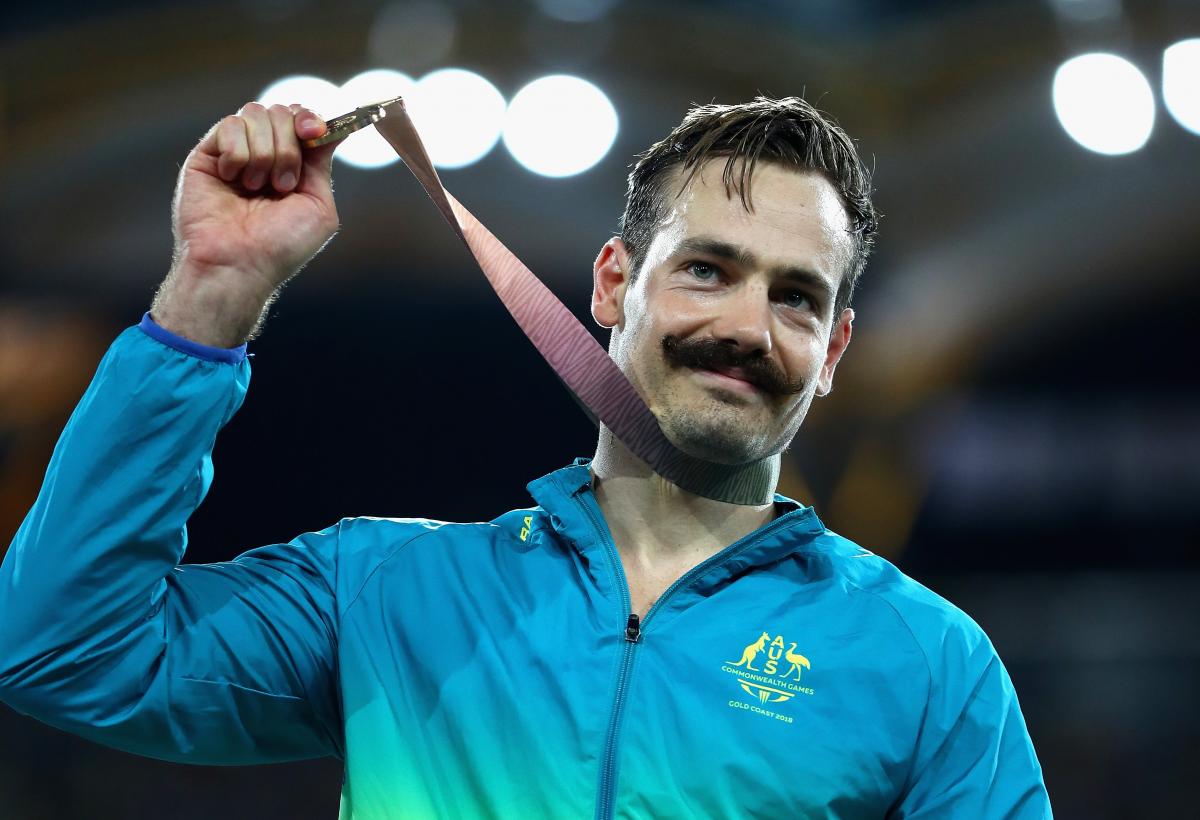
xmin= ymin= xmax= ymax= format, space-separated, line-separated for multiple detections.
xmin=711 ymin=284 xmax=773 ymax=355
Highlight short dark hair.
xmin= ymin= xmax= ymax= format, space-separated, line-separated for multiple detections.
xmin=619 ymin=96 xmax=878 ymax=317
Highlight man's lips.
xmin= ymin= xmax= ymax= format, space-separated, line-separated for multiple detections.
xmin=694 ymin=366 xmax=762 ymax=393
xmin=712 ymin=366 xmax=750 ymax=381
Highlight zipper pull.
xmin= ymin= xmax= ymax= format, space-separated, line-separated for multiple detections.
xmin=625 ymin=613 xmax=641 ymax=643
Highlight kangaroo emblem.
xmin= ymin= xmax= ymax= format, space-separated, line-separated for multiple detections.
xmin=782 ymin=642 xmax=811 ymax=680
xmin=728 ymin=631 xmax=770 ymax=671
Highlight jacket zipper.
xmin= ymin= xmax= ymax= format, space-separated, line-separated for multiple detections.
xmin=583 ymin=496 xmax=636 ymax=820
xmin=581 ymin=491 xmax=812 ymax=819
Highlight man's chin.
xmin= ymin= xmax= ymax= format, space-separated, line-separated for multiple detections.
xmin=646 ymin=390 xmax=780 ymax=463
xmin=659 ymin=421 xmax=775 ymax=466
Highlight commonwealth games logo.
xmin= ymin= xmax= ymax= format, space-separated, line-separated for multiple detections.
xmin=721 ymin=630 xmax=815 ymax=707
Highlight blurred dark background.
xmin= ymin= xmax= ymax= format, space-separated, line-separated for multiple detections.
xmin=2 ymin=0 xmax=1198 ymax=817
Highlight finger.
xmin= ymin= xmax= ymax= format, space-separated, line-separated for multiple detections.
xmin=267 ymin=104 xmax=302 ymax=192
xmin=292 ymin=108 xmax=337 ymax=196
xmin=238 ymin=102 xmax=274 ymax=191
xmin=300 ymin=140 xmax=338 ymax=197
xmin=290 ymin=105 xmax=326 ymax=140
xmin=208 ymin=115 xmax=250 ymax=183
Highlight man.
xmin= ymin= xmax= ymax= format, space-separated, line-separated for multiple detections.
xmin=0 ymin=96 xmax=1051 ymax=817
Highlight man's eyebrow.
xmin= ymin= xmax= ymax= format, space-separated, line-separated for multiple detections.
xmin=677 ymin=236 xmax=835 ymax=303
xmin=678 ymin=237 xmax=757 ymax=270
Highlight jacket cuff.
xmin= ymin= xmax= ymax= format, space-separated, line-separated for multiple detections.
xmin=138 ymin=312 xmax=248 ymax=364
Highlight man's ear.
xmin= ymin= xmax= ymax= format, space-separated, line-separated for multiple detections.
xmin=816 ymin=308 xmax=854 ymax=397
xmin=592 ymin=237 xmax=632 ymax=330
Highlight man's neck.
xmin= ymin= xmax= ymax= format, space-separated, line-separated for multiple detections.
xmin=589 ymin=426 xmax=778 ymax=570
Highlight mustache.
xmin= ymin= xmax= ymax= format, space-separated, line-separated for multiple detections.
xmin=661 ymin=335 xmax=806 ymax=396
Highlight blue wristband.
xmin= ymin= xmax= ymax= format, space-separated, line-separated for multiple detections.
xmin=138 ymin=312 xmax=248 ymax=364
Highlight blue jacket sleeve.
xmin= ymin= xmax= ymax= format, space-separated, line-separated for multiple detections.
xmin=0 ymin=325 xmax=343 ymax=765
xmin=890 ymin=629 xmax=1052 ymax=818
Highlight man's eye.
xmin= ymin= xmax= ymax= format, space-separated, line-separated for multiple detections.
xmin=688 ymin=262 xmax=719 ymax=281
xmin=782 ymin=290 xmax=813 ymax=310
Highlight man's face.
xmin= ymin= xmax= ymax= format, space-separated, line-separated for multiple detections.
xmin=592 ymin=159 xmax=854 ymax=465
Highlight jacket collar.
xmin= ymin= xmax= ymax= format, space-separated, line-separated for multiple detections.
xmin=526 ymin=457 xmax=827 ymax=574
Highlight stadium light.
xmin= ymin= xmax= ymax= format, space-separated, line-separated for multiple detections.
xmin=259 ymin=70 xmax=620 ymax=175
xmin=1163 ymin=38 xmax=1200 ymax=137
xmin=409 ymin=68 xmax=506 ymax=169
xmin=503 ymin=75 xmax=618 ymax=177
xmin=257 ymin=75 xmax=344 ymax=119
xmin=1052 ymin=53 xmax=1155 ymax=155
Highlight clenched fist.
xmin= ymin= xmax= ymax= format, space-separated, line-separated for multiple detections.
xmin=151 ymin=102 xmax=340 ymax=347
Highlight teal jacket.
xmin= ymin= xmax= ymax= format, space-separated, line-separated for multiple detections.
xmin=0 ymin=322 xmax=1051 ymax=819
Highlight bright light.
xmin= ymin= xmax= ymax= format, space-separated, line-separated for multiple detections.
xmin=336 ymin=69 xmax=417 ymax=169
xmin=257 ymin=75 xmax=344 ymax=119
xmin=1164 ymin=39 xmax=1200 ymax=136
xmin=503 ymin=75 xmax=618 ymax=177
xmin=408 ymin=68 xmax=506 ymax=169
xmin=1052 ymin=53 xmax=1155 ymax=155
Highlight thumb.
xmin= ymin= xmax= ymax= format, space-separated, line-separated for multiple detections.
xmin=300 ymin=140 xmax=337 ymax=198
xmin=291 ymin=106 xmax=337 ymax=197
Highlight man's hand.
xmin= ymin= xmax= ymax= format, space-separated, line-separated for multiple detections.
xmin=151 ymin=103 xmax=340 ymax=347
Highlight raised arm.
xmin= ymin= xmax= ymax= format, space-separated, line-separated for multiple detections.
xmin=0 ymin=103 xmax=347 ymax=764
